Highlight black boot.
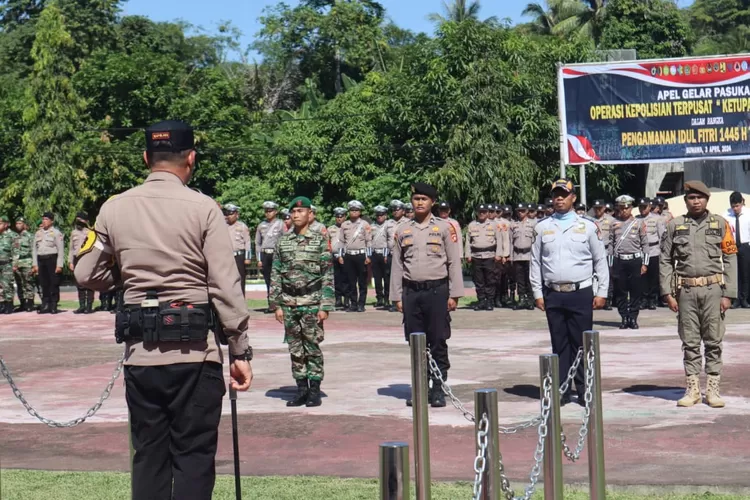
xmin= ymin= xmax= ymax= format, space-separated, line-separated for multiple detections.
xmin=50 ymin=301 xmax=58 ymax=314
xmin=430 ymin=380 xmax=446 ymax=408
xmin=619 ymin=316 xmax=629 ymax=329
xmin=74 ymin=290 xmax=85 ymax=314
xmin=648 ymin=300 xmax=656 ymax=310
xmin=604 ymin=299 xmax=613 ymax=310
xmin=629 ymin=316 xmax=639 ymax=330
xmin=494 ymin=296 xmax=502 ymax=308
xmin=525 ymin=297 xmax=534 ymax=310
xmin=343 ymin=297 xmax=350 ymax=310
xmin=335 ymin=296 xmax=344 ymax=310
xmin=84 ymin=291 xmax=94 ymax=314
xmin=376 ymin=297 xmax=384 ymax=308
xmin=306 ymin=380 xmax=322 ymax=407
xmin=473 ymin=299 xmax=484 ymax=311
xmin=38 ymin=300 xmax=49 ymax=314
xmin=24 ymin=299 xmax=35 ymax=312
xmin=1 ymin=302 xmax=11 ymax=314
xmin=286 ymin=379 xmax=309 ymax=407
xmin=485 ymin=299 xmax=494 ymax=311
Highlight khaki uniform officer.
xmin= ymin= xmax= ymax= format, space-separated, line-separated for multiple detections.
xmin=74 ymin=120 xmax=253 ymax=500
xmin=391 ymin=182 xmax=464 ymax=408
xmin=223 ymin=203 xmax=252 ymax=298
xmin=256 ymin=201 xmax=284 ymax=312
xmin=592 ymin=200 xmax=615 ymax=309
xmin=370 ymin=205 xmax=391 ymax=308
xmin=637 ymin=198 xmax=666 ymax=310
xmin=661 ymin=181 xmax=737 ymax=408
xmin=465 ymin=204 xmax=504 ymax=311
xmin=33 ymin=212 xmax=64 ymax=314
xmin=328 ymin=207 xmax=348 ymax=309
xmin=338 ymin=200 xmax=371 ymax=312
xmin=511 ymin=203 xmax=536 ymax=310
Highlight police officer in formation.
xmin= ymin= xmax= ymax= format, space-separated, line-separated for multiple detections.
xmin=327 ymin=207 xmax=348 ymax=309
xmin=531 ymin=179 xmax=608 ymax=405
xmin=308 ymin=205 xmax=329 ymax=240
xmin=33 ymin=212 xmax=64 ymax=314
xmin=270 ymin=196 xmax=334 ymax=408
xmin=256 ymin=201 xmax=285 ymax=312
xmin=385 ymin=200 xmax=408 ymax=312
xmin=390 ymin=182 xmax=463 ymax=408
xmin=660 ymin=181 xmax=736 ymax=408
xmin=370 ymin=205 xmax=391 ymax=308
xmin=511 ymin=203 xmax=536 ymax=310
xmin=12 ymin=217 xmax=36 ymax=311
xmin=609 ymin=195 xmax=649 ymax=329
xmin=0 ymin=216 xmax=16 ymax=314
xmin=637 ymin=197 xmax=666 ymax=310
xmin=436 ymin=201 xmax=463 ymax=258
xmin=223 ymin=204 xmax=252 ymax=298
xmin=404 ymin=203 xmax=415 ymax=220
xmin=465 ymin=204 xmax=505 ymax=311
xmin=74 ymin=120 xmax=253 ymax=499
xmin=337 ymin=200 xmax=371 ymax=312
xmin=68 ymin=212 xmax=95 ymax=314
xmin=592 ymin=200 xmax=615 ymax=310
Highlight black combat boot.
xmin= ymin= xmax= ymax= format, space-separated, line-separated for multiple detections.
xmin=494 ymin=296 xmax=502 ymax=308
xmin=431 ymin=379 xmax=446 ymax=408
xmin=629 ymin=315 xmax=639 ymax=330
xmin=74 ymin=290 xmax=85 ymax=314
xmin=619 ymin=316 xmax=629 ymax=329
xmin=84 ymin=291 xmax=94 ymax=314
xmin=286 ymin=379 xmax=309 ymax=407
xmin=376 ymin=297 xmax=384 ymax=308
xmin=306 ymin=380 xmax=322 ymax=407
xmin=24 ymin=299 xmax=35 ymax=312
xmin=50 ymin=301 xmax=58 ymax=314
xmin=38 ymin=299 xmax=49 ymax=314
xmin=525 ymin=296 xmax=534 ymax=310
xmin=485 ymin=299 xmax=494 ymax=311
xmin=604 ymin=299 xmax=613 ymax=310
xmin=1 ymin=302 xmax=11 ymax=314
xmin=335 ymin=296 xmax=344 ymax=310
xmin=473 ymin=299 xmax=484 ymax=311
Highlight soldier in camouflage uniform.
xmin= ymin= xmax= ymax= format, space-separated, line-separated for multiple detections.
xmin=13 ymin=217 xmax=36 ymax=311
xmin=0 ymin=216 xmax=18 ymax=314
xmin=270 ymin=196 xmax=335 ymax=408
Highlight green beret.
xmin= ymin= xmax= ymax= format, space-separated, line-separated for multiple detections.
xmin=288 ymin=196 xmax=312 ymax=210
xmin=0 ymin=215 xmax=8 ymax=223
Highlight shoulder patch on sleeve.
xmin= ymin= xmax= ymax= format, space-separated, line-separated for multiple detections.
xmin=722 ymin=220 xmax=738 ymax=255
xmin=447 ymin=223 xmax=458 ymax=243
xmin=77 ymin=231 xmax=99 ymax=257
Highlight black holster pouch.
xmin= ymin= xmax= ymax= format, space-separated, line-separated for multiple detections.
xmin=115 ymin=291 xmax=215 ymax=344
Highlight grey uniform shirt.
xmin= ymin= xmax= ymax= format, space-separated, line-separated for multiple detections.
xmin=609 ymin=216 xmax=650 ymax=265
xmin=73 ymin=171 xmax=250 ymax=366
xmin=339 ymin=219 xmax=372 ymax=255
xmin=33 ymin=227 xmax=64 ymax=268
xmin=68 ymin=227 xmax=90 ymax=265
xmin=465 ymin=220 xmax=502 ymax=259
xmin=594 ymin=214 xmax=615 ymax=250
xmin=386 ymin=218 xmax=406 ymax=254
xmin=227 ymin=220 xmax=252 ymax=260
xmin=328 ymin=224 xmax=342 ymax=254
xmin=255 ymin=218 xmax=285 ymax=260
xmin=511 ymin=219 xmax=536 ymax=262
xmin=530 ymin=214 xmax=609 ymax=300
xmin=370 ymin=222 xmax=390 ymax=255
xmin=640 ymin=212 xmax=666 ymax=258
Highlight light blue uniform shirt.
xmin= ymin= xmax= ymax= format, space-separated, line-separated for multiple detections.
xmin=530 ymin=212 xmax=609 ymax=300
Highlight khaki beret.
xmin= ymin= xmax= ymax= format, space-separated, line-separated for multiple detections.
xmin=684 ymin=181 xmax=711 ymax=198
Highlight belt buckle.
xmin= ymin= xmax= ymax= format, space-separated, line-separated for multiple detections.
xmin=559 ymin=283 xmax=574 ymax=292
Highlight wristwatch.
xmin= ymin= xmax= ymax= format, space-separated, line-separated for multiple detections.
xmin=231 ymin=347 xmax=253 ymax=362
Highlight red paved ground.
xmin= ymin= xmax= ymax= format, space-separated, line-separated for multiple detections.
xmin=2 ymin=304 xmax=750 ymax=488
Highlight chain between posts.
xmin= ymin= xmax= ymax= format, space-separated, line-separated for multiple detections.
xmin=559 ymin=348 xmax=583 ymax=397
xmin=0 ymin=353 xmax=125 ymax=428
xmin=561 ymin=348 xmax=595 ymax=462
xmin=472 ymin=413 xmax=489 ymax=500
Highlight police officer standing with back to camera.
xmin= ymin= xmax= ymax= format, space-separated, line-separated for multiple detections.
xmin=69 ymin=212 xmax=95 ymax=314
xmin=661 ymin=181 xmax=737 ymax=408
xmin=391 ymin=182 xmax=463 ymax=408
xmin=610 ymin=195 xmax=649 ymax=329
xmin=338 ymin=200 xmax=371 ymax=312
xmin=256 ymin=201 xmax=284 ymax=313
xmin=591 ymin=200 xmax=615 ymax=310
xmin=531 ymin=179 xmax=608 ymax=405
xmin=270 ymin=196 xmax=334 ymax=407
xmin=328 ymin=207 xmax=349 ymax=310
xmin=33 ymin=212 xmax=64 ymax=314
xmin=370 ymin=205 xmax=391 ymax=308
xmin=223 ymin=203 xmax=252 ymax=298
xmin=637 ymin=197 xmax=666 ymax=310
xmin=74 ymin=120 xmax=253 ymax=499
xmin=465 ymin=204 xmax=504 ymax=311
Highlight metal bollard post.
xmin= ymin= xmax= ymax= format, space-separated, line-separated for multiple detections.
xmin=474 ymin=389 xmax=500 ymax=500
xmin=539 ymin=354 xmax=563 ymax=500
xmin=380 ymin=442 xmax=410 ymax=500
xmin=584 ymin=331 xmax=606 ymax=500
xmin=409 ymin=332 xmax=432 ymax=500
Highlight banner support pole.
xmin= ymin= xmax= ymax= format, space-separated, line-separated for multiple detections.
xmin=557 ymin=62 xmax=567 ymax=179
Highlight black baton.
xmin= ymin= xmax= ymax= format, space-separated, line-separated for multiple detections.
xmin=229 ymin=355 xmax=242 ymax=500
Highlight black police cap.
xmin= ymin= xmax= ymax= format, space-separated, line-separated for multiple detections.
xmin=437 ymin=201 xmax=451 ymax=209
xmin=42 ymin=212 xmax=54 ymax=220
xmin=638 ymin=197 xmax=650 ymax=206
xmin=477 ymin=204 xmax=489 ymax=211
xmin=76 ymin=212 xmax=89 ymax=221
xmin=145 ymin=120 xmax=195 ymax=153
xmin=516 ymin=203 xmax=528 ymax=210
xmin=575 ymin=203 xmax=587 ymax=211
xmin=410 ymin=182 xmax=438 ymax=200
xmin=592 ymin=199 xmax=605 ymax=208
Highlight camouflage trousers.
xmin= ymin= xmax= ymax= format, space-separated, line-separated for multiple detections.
xmin=0 ymin=263 xmax=13 ymax=301
xmin=283 ymin=306 xmax=325 ymax=381
xmin=14 ymin=259 xmax=35 ymax=300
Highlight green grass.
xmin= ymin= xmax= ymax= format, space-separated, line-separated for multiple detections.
xmin=0 ymin=471 xmax=746 ymax=500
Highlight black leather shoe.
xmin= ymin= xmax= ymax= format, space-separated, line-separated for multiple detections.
xmin=619 ymin=318 xmax=629 ymax=329
xmin=742 ymin=300 xmax=750 ymax=308
xmin=50 ymin=303 xmax=58 ymax=314
xmin=376 ymin=298 xmax=384 ymax=308
xmin=357 ymin=305 xmax=365 ymax=312
xmin=406 ymin=399 xmax=412 ymax=407
xmin=648 ymin=301 xmax=656 ymax=310
xmin=431 ymin=389 xmax=446 ymax=408
xmin=629 ymin=318 xmax=639 ymax=330
xmin=560 ymin=393 xmax=572 ymax=406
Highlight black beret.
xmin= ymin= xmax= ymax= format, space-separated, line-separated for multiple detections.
xmin=146 ymin=120 xmax=195 ymax=153
xmin=42 ymin=212 xmax=54 ymax=220
xmin=410 ymin=182 xmax=438 ymax=200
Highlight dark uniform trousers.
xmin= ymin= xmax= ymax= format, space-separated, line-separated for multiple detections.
xmin=738 ymin=243 xmax=750 ymax=303
xmin=126 ymin=361 xmax=225 ymax=500
xmin=472 ymin=258 xmax=495 ymax=302
xmin=72 ymin=256 xmax=94 ymax=306
xmin=37 ymin=254 xmax=60 ymax=305
xmin=234 ymin=253 xmax=247 ymax=297
xmin=613 ymin=258 xmax=643 ymax=320
xmin=543 ymin=287 xmax=590 ymax=397
xmin=643 ymin=254 xmax=659 ymax=306
xmin=333 ymin=258 xmax=348 ymax=301
xmin=498 ymin=261 xmax=512 ymax=304
xmin=371 ymin=253 xmax=390 ymax=303
xmin=345 ymin=253 xmax=368 ymax=308
xmin=261 ymin=252 xmax=274 ymax=298
xmin=514 ymin=260 xmax=532 ymax=303
xmin=403 ymin=280 xmax=451 ymax=380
